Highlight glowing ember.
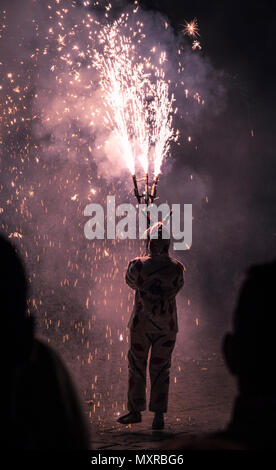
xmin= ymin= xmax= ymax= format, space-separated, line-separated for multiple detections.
xmin=182 ymin=18 xmax=200 ymax=38
xmin=192 ymin=40 xmax=202 ymax=50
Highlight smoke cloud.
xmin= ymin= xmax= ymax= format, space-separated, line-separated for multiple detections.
xmin=2 ymin=0 xmax=273 ymax=431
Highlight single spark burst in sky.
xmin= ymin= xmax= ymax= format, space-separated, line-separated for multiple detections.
xmin=182 ymin=18 xmax=200 ymax=38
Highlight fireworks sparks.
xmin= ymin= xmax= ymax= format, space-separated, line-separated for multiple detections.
xmin=182 ymin=18 xmax=202 ymax=52
xmin=182 ymin=18 xmax=200 ymax=38
xmin=192 ymin=40 xmax=202 ymax=51
xmin=0 ymin=0 xmax=205 ymax=429
xmin=8 ymin=232 xmax=23 ymax=239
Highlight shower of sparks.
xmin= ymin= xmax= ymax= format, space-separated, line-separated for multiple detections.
xmin=94 ymin=19 xmax=149 ymax=174
xmin=93 ymin=12 xmax=177 ymax=177
xmin=182 ymin=18 xmax=200 ymax=38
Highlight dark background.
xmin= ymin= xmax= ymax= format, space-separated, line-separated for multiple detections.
xmin=136 ymin=0 xmax=276 ymax=326
xmin=141 ymin=0 xmax=276 ymax=96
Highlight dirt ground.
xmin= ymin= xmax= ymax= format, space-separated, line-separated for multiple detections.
xmin=61 ymin=322 xmax=237 ymax=450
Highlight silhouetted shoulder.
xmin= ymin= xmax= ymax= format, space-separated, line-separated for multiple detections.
xmin=169 ymin=257 xmax=185 ymax=272
xmin=128 ymin=256 xmax=151 ymax=271
xmin=14 ymin=338 xmax=90 ymax=449
xmin=131 ymin=255 xmax=184 ymax=275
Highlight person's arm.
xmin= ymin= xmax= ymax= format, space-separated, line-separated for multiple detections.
xmin=166 ymin=263 xmax=184 ymax=299
xmin=125 ymin=259 xmax=141 ymax=290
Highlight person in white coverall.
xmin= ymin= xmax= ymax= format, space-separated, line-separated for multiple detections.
xmin=118 ymin=223 xmax=184 ymax=430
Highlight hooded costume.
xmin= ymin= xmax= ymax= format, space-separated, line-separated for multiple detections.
xmin=125 ymin=223 xmax=184 ymax=413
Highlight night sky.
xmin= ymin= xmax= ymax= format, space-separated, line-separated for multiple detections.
xmin=141 ymin=1 xmax=276 ymax=94
xmin=165 ymin=0 xmax=276 ymax=319
xmin=130 ymin=0 xmax=276 ymax=324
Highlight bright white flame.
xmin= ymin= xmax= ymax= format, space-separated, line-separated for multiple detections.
xmin=93 ymin=14 xmax=177 ymax=176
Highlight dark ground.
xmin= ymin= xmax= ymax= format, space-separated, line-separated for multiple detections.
xmin=39 ymin=316 xmax=236 ymax=450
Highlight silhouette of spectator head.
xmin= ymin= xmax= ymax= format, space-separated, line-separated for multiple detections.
xmin=0 ymin=234 xmax=33 ymax=359
xmin=148 ymin=222 xmax=170 ymax=255
xmin=223 ymin=261 xmax=276 ymax=395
